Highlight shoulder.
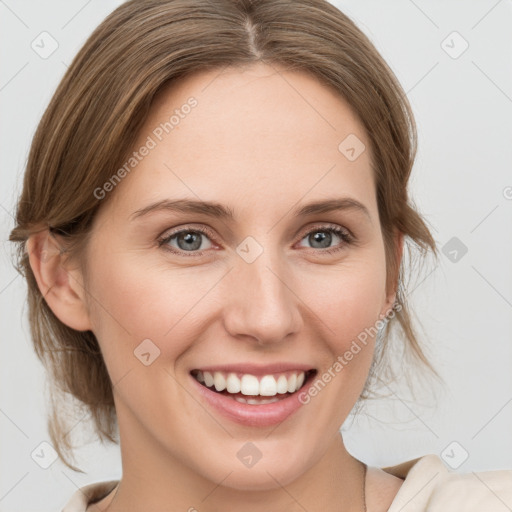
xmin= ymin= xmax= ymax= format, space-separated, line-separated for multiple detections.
xmin=61 ymin=480 xmax=118 ymax=512
xmin=379 ymin=454 xmax=512 ymax=512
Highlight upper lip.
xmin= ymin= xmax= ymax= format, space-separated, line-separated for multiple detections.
xmin=191 ymin=363 xmax=316 ymax=377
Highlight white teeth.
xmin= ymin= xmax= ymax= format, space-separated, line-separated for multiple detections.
xmin=276 ymin=375 xmax=289 ymax=394
xmin=213 ymin=372 xmax=226 ymax=392
xmin=287 ymin=373 xmax=297 ymax=393
xmin=247 ymin=397 xmax=280 ymax=405
xmin=226 ymin=372 xmax=241 ymax=393
xmin=241 ymin=375 xmax=260 ymax=396
xmin=204 ymin=371 xmax=214 ymax=387
xmin=259 ymin=375 xmax=277 ymax=396
xmin=234 ymin=396 xmax=281 ymax=405
xmin=196 ymin=370 xmax=309 ymax=396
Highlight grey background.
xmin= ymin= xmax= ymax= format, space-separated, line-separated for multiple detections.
xmin=1 ymin=1 xmax=511 ymax=510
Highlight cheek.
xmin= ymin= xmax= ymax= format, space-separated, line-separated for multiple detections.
xmin=287 ymin=257 xmax=387 ymax=430
xmin=85 ymin=251 xmax=221 ymax=379
xmin=301 ymin=256 xmax=387 ymax=346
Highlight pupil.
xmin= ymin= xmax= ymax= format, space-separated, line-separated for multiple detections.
xmin=311 ymin=231 xmax=331 ymax=248
xmin=178 ymin=232 xmax=201 ymax=251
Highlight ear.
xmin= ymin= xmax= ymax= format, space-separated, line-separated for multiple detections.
xmin=380 ymin=230 xmax=404 ymax=318
xmin=26 ymin=230 xmax=92 ymax=331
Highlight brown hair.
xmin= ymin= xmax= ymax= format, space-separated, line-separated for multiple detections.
xmin=9 ymin=0 xmax=441 ymax=471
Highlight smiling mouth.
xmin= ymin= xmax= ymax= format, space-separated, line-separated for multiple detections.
xmin=190 ymin=368 xmax=317 ymax=404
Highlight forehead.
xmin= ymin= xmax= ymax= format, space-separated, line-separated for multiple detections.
xmin=106 ymin=62 xmax=375 ymax=218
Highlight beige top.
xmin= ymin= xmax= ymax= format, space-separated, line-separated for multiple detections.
xmin=61 ymin=454 xmax=512 ymax=511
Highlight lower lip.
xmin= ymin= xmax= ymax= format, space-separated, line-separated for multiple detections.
xmin=190 ymin=372 xmax=315 ymax=427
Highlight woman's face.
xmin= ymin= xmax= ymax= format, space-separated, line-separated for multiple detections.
xmin=77 ymin=62 xmax=397 ymax=489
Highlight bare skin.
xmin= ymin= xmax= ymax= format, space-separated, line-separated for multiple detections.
xmin=90 ymin=466 xmax=404 ymax=512
xmin=28 ymin=62 xmax=404 ymax=511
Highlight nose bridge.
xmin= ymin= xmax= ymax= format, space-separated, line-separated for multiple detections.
xmin=224 ymin=245 xmax=302 ymax=344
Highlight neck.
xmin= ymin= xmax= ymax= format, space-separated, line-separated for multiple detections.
xmin=102 ymin=406 xmax=366 ymax=512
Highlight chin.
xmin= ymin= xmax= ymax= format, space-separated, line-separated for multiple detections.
xmin=198 ymin=445 xmax=312 ymax=491
xmin=221 ymin=465 xmax=304 ymax=492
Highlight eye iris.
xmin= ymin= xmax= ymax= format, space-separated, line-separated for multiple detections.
xmin=177 ymin=232 xmax=202 ymax=251
xmin=310 ymin=231 xmax=331 ymax=249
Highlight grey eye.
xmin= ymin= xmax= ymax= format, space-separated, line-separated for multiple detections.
xmin=166 ymin=231 xmax=213 ymax=252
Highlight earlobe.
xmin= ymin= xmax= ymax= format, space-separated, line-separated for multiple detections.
xmin=26 ymin=230 xmax=92 ymax=332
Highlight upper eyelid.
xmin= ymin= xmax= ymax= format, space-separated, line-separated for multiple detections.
xmin=159 ymin=224 xmax=217 ymax=242
xmin=296 ymin=223 xmax=351 ymax=239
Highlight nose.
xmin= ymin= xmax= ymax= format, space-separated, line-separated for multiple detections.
xmin=222 ymin=251 xmax=303 ymax=346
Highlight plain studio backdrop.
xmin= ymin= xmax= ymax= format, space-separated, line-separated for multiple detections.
xmin=1 ymin=1 xmax=511 ymax=511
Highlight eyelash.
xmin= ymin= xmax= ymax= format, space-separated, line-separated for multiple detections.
xmin=157 ymin=223 xmax=355 ymax=258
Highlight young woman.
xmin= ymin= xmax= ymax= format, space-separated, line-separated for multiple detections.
xmin=9 ymin=0 xmax=511 ymax=510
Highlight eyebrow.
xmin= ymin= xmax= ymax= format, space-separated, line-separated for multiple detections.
xmin=130 ymin=197 xmax=371 ymax=222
